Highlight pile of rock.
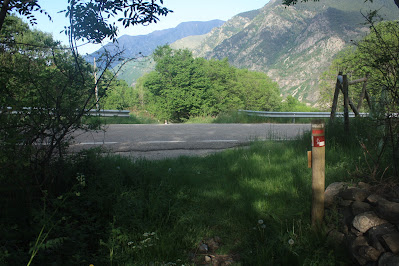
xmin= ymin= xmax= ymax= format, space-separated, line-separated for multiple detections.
xmin=325 ymin=182 xmax=399 ymax=265
xmin=190 ymin=237 xmax=238 ymax=265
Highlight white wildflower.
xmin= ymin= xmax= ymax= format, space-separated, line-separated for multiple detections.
xmin=288 ymin=239 xmax=295 ymax=245
xmin=258 ymin=219 xmax=264 ymax=225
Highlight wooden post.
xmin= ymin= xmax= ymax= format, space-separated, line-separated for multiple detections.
xmin=343 ymin=75 xmax=349 ymax=133
xmin=311 ymin=121 xmax=325 ymax=229
xmin=330 ymin=73 xmax=342 ymax=121
xmin=94 ymin=57 xmax=99 ymax=110
xmin=339 ymin=79 xmax=360 ymax=117
xmin=357 ymin=76 xmax=368 ymax=111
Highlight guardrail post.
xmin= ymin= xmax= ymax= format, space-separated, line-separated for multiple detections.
xmin=311 ymin=120 xmax=325 ymax=229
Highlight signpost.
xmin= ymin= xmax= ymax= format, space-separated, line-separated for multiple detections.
xmin=311 ymin=120 xmax=325 ymax=228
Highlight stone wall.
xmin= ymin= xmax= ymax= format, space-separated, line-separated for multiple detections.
xmin=324 ymin=182 xmax=399 ymax=265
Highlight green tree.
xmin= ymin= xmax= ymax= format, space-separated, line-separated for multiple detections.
xmin=235 ymin=69 xmax=281 ymax=111
xmin=100 ymin=70 xmax=136 ymax=110
xmin=0 ymin=16 xmax=95 ymax=184
xmin=141 ymin=45 xmax=282 ymax=122
xmin=319 ymin=20 xmax=399 ymax=177
xmin=0 ymin=0 xmax=171 ymax=43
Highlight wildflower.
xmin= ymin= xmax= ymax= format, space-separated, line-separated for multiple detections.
xmin=128 ymin=241 xmax=134 ymax=246
xmin=258 ymin=219 xmax=264 ymax=225
xmin=261 ymin=224 xmax=266 ymax=229
xmin=288 ymin=239 xmax=294 ymax=245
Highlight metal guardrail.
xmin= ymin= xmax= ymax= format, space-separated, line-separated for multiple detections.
xmin=2 ymin=107 xmax=131 ymax=117
xmin=238 ymin=110 xmax=369 ymax=119
xmin=88 ymin=109 xmax=130 ymax=117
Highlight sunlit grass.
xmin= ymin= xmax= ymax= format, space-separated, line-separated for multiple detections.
xmin=45 ymin=139 xmax=355 ymax=265
xmin=10 ymin=119 xmax=367 ymax=265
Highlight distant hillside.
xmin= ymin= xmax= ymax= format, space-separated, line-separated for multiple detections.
xmin=87 ymin=20 xmax=225 ymax=67
xmin=192 ymin=0 xmax=398 ymax=103
xmin=112 ymin=0 xmax=398 ymax=104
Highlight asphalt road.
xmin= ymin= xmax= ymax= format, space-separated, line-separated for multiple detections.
xmin=70 ymin=123 xmax=310 ymax=160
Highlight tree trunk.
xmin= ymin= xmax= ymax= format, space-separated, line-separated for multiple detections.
xmin=0 ymin=0 xmax=11 ymax=32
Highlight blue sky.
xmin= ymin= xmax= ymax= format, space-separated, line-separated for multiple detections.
xmin=26 ymin=0 xmax=269 ymax=54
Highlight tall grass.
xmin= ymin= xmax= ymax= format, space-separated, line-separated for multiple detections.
xmin=2 ymin=123 xmax=366 ymax=265
xmin=84 ymin=111 xmax=159 ymax=125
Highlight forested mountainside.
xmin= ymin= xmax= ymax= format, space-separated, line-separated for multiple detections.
xmin=190 ymin=0 xmax=398 ymax=103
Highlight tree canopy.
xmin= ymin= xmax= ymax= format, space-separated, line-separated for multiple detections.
xmin=0 ymin=0 xmax=172 ymax=43
xmin=138 ymin=45 xmax=282 ymax=122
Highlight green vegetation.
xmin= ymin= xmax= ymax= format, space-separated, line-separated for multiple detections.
xmin=3 ymin=118 xmax=372 ymax=265
xmin=320 ymin=20 xmax=399 ymax=177
xmin=135 ymin=45 xmax=282 ymax=122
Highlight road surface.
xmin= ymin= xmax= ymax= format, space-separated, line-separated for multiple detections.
xmin=70 ymin=123 xmax=310 ymax=160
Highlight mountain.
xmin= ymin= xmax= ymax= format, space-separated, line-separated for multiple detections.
xmin=87 ymin=20 xmax=225 ymax=66
xmin=191 ymin=0 xmax=398 ymax=103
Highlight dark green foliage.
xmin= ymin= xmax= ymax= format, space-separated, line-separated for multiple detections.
xmin=320 ymin=20 xmax=399 ymax=178
xmin=99 ymin=69 xmax=137 ymax=110
xmin=0 ymin=16 xmax=99 ymax=187
xmin=0 ymin=0 xmax=171 ymax=44
xmin=140 ymin=45 xmax=282 ymax=122
xmin=0 ymin=133 xmax=358 ymax=265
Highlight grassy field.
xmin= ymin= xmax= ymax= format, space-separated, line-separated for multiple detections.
xmin=7 ymin=120 xmax=365 ymax=265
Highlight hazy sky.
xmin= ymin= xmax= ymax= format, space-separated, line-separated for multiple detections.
xmin=26 ymin=0 xmax=269 ymax=54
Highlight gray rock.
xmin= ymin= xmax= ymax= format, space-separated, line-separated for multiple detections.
xmin=199 ymin=243 xmax=208 ymax=253
xmin=351 ymin=236 xmax=370 ymax=265
xmin=339 ymin=187 xmax=370 ymax=202
xmin=325 ymin=182 xmax=348 ymax=208
xmin=367 ymin=223 xmax=397 ymax=253
xmin=381 ymin=232 xmax=399 ymax=253
xmin=378 ymin=252 xmax=399 ymax=266
xmin=358 ymin=245 xmax=382 ymax=261
xmin=339 ymin=199 xmax=354 ymax=207
xmin=353 ymin=212 xmax=388 ymax=233
xmin=206 ymin=238 xmax=220 ymax=252
xmin=376 ymin=198 xmax=399 ymax=223
xmin=368 ymin=194 xmax=385 ymax=204
xmin=205 ymin=255 xmax=212 ymax=263
xmin=352 ymin=201 xmax=373 ymax=216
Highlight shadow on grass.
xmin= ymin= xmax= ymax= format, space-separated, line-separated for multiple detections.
xmin=2 ymin=140 xmax=355 ymax=265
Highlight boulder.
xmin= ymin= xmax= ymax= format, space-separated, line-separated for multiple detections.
xmin=338 ymin=187 xmax=370 ymax=202
xmin=352 ymin=201 xmax=373 ymax=216
xmin=378 ymin=252 xmax=399 ymax=266
xmin=375 ymin=198 xmax=399 ymax=223
xmin=367 ymin=223 xmax=397 ymax=253
xmin=325 ymin=182 xmax=348 ymax=208
xmin=368 ymin=194 xmax=385 ymax=204
xmin=381 ymin=233 xmax=399 ymax=254
xmin=353 ymin=212 xmax=388 ymax=233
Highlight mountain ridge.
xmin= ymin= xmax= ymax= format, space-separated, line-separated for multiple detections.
xmin=87 ymin=19 xmax=225 ymax=66
xmin=191 ymin=0 xmax=398 ymax=103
